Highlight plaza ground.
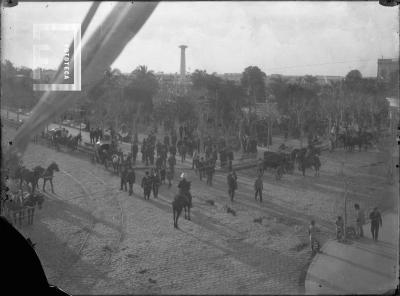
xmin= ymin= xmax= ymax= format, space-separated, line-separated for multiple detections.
xmin=2 ymin=120 xmax=397 ymax=294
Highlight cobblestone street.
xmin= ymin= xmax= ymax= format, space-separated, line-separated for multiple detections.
xmin=3 ymin=124 xmax=396 ymax=294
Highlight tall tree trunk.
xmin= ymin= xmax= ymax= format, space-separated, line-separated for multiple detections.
xmin=328 ymin=116 xmax=332 ymax=137
xmin=297 ymin=112 xmax=304 ymax=147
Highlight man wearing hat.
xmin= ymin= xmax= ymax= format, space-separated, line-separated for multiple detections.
xmin=369 ymin=207 xmax=383 ymax=241
xmin=141 ymin=171 xmax=152 ymax=200
xmin=151 ymin=169 xmax=161 ymax=198
xmin=127 ymin=167 xmax=136 ymax=196
xmin=178 ymin=172 xmax=191 ymax=198
xmin=227 ymin=170 xmax=238 ymax=202
xmin=120 ymin=165 xmax=128 ymax=192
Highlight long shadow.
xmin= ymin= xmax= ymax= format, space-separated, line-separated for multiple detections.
xmin=185 ymin=175 xmax=335 ymax=232
xmin=135 ymin=189 xmax=307 ymax=293
xmin=353 ymin=243 xmax=397 ymax=261
xmin=178 ymin=227 xmax=307 ymax=294
xmin=42 ymin=193 xmax=121 ymax=235
xmin=13 ymin=212 xmax=131 ymax=294
xmin=323 ymin=252 xmax=394 ymax=279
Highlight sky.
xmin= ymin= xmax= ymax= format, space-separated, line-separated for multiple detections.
xmin=2 ymin=1 xmax=398 ymax=77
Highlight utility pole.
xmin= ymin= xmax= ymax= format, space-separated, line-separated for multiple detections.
xmin=339 ymin=161 xmax=349 ymax=242
xmin=344 ymin=180 xmax=348 ymax=241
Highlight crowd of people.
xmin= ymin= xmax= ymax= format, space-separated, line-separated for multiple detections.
xmin=308 ymin=203 xmax=384 ymax=255
xmin=89 ymin=127 xmax=104 ymax=144
xmin=93 ymin=122 xmax=385 ymax=257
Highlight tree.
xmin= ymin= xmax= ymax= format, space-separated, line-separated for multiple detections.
xmin=268 ymin=75 xmax=290 ymax=116
xmin=124 ymin=65 xmax=159 ymax=132
xmin=241 ymin=66 xmax=267 ymax=110
xmin=87 ymin=67 xmax=123 ymax=129
xmin=191 ymin=69 xmax=209 ymax=90
xmin=217 ymin=80 xmax=245 ymax=133
xmin=287 ymin=81 xmax=319 ymax=145
xmin=1 ymin=60 xmax=38 ymax=111
xmin=344 ymin=69 xmax=363 ymax=91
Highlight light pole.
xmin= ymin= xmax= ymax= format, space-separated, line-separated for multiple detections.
xmin=6 ymin=98 xmax=9 ymax=119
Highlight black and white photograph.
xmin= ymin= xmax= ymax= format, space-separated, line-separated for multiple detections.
xmin=1 ymin=1 xmax=399 ymax=295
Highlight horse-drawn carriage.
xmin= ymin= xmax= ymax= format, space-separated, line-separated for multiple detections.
xmin=263 ymin=149 xmax=295 ymax=180
xmin=46 ymin=128 xmax=80 ymax=151
xmin=337 ymin=129 xmax=375 ymax=152
xmin=92 ymin=140 xmax=122 ymax=172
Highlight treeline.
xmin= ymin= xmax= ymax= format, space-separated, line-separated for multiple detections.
xmin=1 ymin=60 xmax=397 ymax=143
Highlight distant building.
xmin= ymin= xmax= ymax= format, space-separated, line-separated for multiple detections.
xmin=377 ymin=58 xmax=399 ymax=81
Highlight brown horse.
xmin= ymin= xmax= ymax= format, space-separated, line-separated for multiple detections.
xmin=41 ymin=162 xmax=60 ymax=193
xmin=14 ymin=165 xmax=43 ymax=194
xmin=172 ymin=193 xmax=192 ymax=228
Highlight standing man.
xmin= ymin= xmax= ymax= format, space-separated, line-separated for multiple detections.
xmin=90 ymin=128 xmax=94 ymax=144
xmin=227 ymin=170 xmax=238 ymax=202
xmin=131 ymin=141 xmax=138 ymax=164
xmin=141 ymin=139 xmax=147 ymax=164
xmin=166 ymin=167 xmax=173 ymax=188
xmin=192 ymin=150 xmax=199 ymax=172
xmin=354 ymin=204 xmax=365 ymax=238
xmin=99 ymin=127 xmax=103 ymax=141
xmin=171 ymin=132 xmax=177 ymax=149
xmin=127 ymin=167 xmax=136 ymax=196
xmin=198 ymin=157 xmax=205 ymax=181
xmin=168 ymin=154 xmax=176 ymax=177
xmin=206 ymin=160 xmax=215 ymax=186
xmin=155 ymin=156 xmax=163 ymax=173
xmin=120 ymin=165 xmax=128 ymax=192
xmin=228 ymin=150 xmax=234 ymax=172
xmin=151 ymin=169 xmax=160 ymax=198
xmin=179 ymin=125 xmax=184 ymax=139
xmin=94 ymin=128 xmax=99 ymax=143
xmin=369 ymin=207 xmax=383 ymax=241
xmin=159 ymin=163 xmax=166 ymax=185
xmin=254 ymin=174 xmax=263 ymax=203
xmin=181 ymin=142 xmax=187 ymax=163
xmin=141 ymin=171 xmax=152 ymax=200
xmin=258 ymin=158 xmax=264 ymax=176
xmin=149 ymin=144 xmax=155 ymax=165
xmin=169 ymin=144 xmax=177 ymax=157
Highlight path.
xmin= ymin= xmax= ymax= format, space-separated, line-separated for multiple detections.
xmin=305 ymin=211 xmax=399 ymax=294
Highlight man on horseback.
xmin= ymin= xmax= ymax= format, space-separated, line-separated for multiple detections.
xmin=177 ymin=173 xmax=192 ymax=202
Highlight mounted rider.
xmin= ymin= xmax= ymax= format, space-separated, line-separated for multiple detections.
xmin=177 ymin=173 xmax=192 ymax=202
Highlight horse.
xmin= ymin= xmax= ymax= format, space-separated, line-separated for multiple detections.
xmin=14 ymin=165 xmax=43 ymax=193
xmin=172 ymin=192 xmax=192 ymax=228
xmin=292 ymin=148 xmax=307 ymax=164
xmin=41 ymin=162 xmax=59 ymax=193
xmin=297 ymin=154 xmax=321 ymax=176
xmin=32 ymin=166 xmax=46 ymax=189
xmin=263 ymin=151 xmax=293 ymax=180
